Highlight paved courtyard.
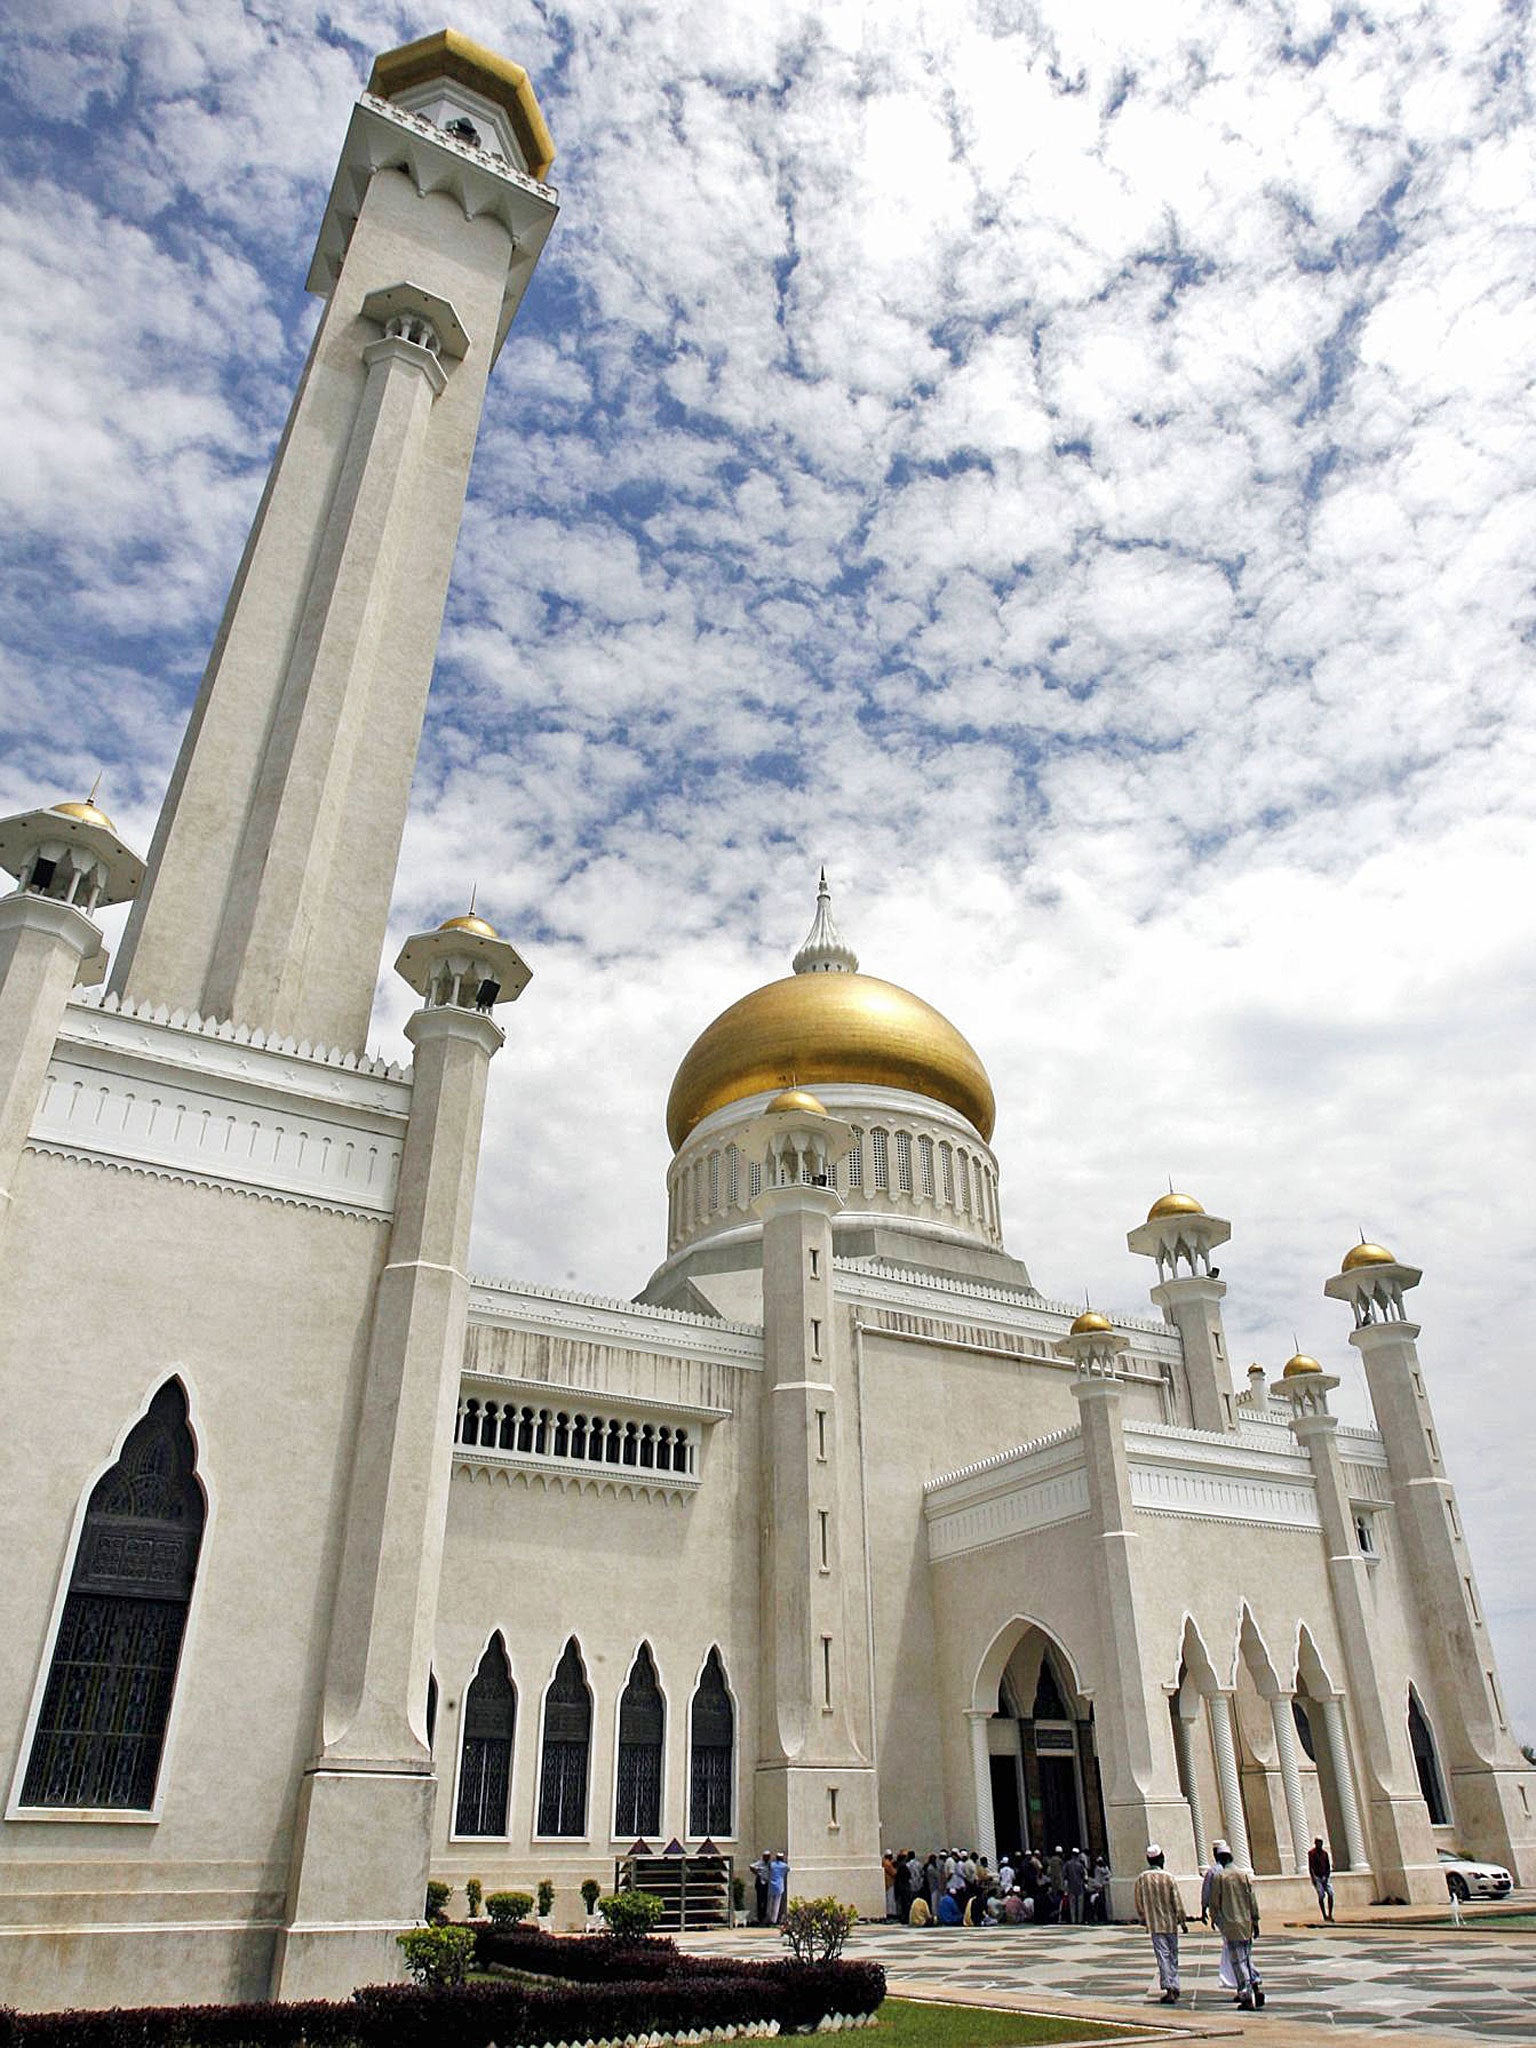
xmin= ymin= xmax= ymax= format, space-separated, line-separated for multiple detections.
xmin=681 ymin=1919 xmax=1536 ymax=2042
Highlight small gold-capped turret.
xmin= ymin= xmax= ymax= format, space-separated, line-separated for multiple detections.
xmin=1147 ymin=1190 xmax=1204 ymax=1222
xmin=1070 ymin=1309 xmax=1114 ymax=1337
xmin=1342 ymin=1240 xmax=1396 ymax=1271
xmin=1282 ymin=1351 xmax=1324 ymax=1378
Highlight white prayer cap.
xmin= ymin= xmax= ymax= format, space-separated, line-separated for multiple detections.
xmin=1213 ymin=1839 xmax=1231 ymax=1856
xmin=1145 ymin=1843 xmax=1162 ymax=1859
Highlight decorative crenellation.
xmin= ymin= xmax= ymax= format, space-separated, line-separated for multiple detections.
xmin=70 ymin=987 xmax=408 ymax=1078
xmin=837 ymin=1254 xmax=1178 ymax=1340
xmin=358 ymin=90 xmax=557 ymax=199
xmin=926 ymin=1466 xmax=1092 ymax=1560
xmin=924 ymin=1424 xmax=1083 ymax=1496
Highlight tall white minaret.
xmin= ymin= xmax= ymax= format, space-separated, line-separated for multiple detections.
xmin=1126 ymin=1190 xmax=1237 ymax=1432
xmin=112 ymin=31 xmax=558 ymax=1052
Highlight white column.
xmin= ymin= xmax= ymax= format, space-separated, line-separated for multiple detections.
xmin=1206 ymin=1692 xmax=1252 ymax=1870
xmin=966 ymin=1709 xmax=999 ymax=1869
xmin=1319 ymin=1696 xmax=1370 ymax=1871
xmin=1171 ymin=1709 xmax=1208 ymax=1865
xmin=1270 ymin=1694 xmax=1312 ymax=1874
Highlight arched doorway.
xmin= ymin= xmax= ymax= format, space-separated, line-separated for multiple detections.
xmin=979 ymin=1624 xmax=1107 ymax=1863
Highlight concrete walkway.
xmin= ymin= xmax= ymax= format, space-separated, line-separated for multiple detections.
xmin=679 ymin=1913 xmax=1536 ymax=2043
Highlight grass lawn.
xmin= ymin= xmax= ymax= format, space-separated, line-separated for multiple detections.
xmin=1411 ymin=1912 xmax=1536 ymax=1931
xmin=871 ymin=1997 xmax=1153 ymax=2044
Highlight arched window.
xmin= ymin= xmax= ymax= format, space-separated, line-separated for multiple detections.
xmin=871 ymin=1129 xmax=889 ymax=1191
xmin=689 ymin=1647 xmax=734 ymax=1837
xmin=940 ymin=1142 xmax=955 ymax=1206
xmin=22 ymin=1381 xmax=205 ymax=1811
xmin=456 ymin=1635 xmax=516 ymax=1836
xmin=918 ymin=1135 xmax=935 ymax=1198
xmin=1408 ymin=1687 xmax=1449 ymax=1825
xmin=538 ymin=1638 xmax=592 ymax=1836
xmin=896 ymin=1130 xmax=913 ymax=1193
xmin=848 ymin=1131 xmax=864 ymax=1189
xmin=615 ymin=1643 xmax=664 ymax=1838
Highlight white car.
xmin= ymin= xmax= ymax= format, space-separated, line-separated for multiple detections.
xmin=1438 ymin=1849 xmax=1513 ymax=1902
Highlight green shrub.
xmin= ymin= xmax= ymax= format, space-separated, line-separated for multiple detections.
xmin=465 ymin=1876 xmax=483 ymax=1919
xmin=580 ymin=1877 xmax=602 ymax=1912
xmin=423 ymin=1878 xmax=451 ymax=1924
xmin=395 ymin=1924 xmax=476 ymax=1986
xmin=781 ymin=1895 xmax=859 ymax=1964
xmin=598 ymin=1888 xmax=666 ymax=1938
xmin=536 ymin=1878 xmax=555 ymax=1916
xmin=485 ymin=1889 xmax=535 ymax=1928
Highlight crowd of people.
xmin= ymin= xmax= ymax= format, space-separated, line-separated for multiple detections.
xmin=878 ymin=1844 xmax=1114 ymax=1926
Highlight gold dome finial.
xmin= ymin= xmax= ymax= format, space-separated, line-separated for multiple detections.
xmin=792 ymin=868 xmax=859 ymax=975
xmin=1070 ymin=1307 xmax=1113 ymax=1336
xmin=1147 ymin=1188 xmax=1204 ymax=1223
xmin=1342 ymin=1237 xmax=1395 ymax=1272
xmin=766 ymin=1087 xmax=828 ymax=1116
xmin=1283 ymin=1350 xmax=1324 ymax=1377
xmin=52 ymin=773 xmax=115 ymax=834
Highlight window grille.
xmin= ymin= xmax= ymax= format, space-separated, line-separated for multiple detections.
xmin=918 ymin=1136 xmax=934 ymax=1198
xmin=727 ymin=1145 xmax=740 ymax=1207
xmin=456 ymin=1635 xmax=515 ymax=1835
xmin=749 ymin=1161 xmax=762 ymax=1199
xmin=848 ymin=1133 xmax=863 ymax=1189
xmin=615 ymin=1643 xmax=664 ymax=1838
xmin=689 ymin=1647 xmax=734 ymax=1837
xmin=708 ymin=1152 xmax=720 ymax=1212
xmin=21 ymin=1381 xmax=205 ymax=1811
xmin=896 ymin=1131 xmax=913 ymax=1192
xmin=538 ymin=1638 xmax=592 ymax=1835
xmin=871 ymin=1129 xmax=889 ymax=1191
xmin=940 ymin=1144 xmax=955 ymax=1205
xmin=957 ymin=1150 xmax=971 ymax=1213
xmin=1408 ymin=1688 xmax=1448 ymax=1824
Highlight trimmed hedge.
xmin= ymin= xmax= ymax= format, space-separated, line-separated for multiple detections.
xmin=0 ymin=1955 xmax=884 ymax=2047
xmin=474 ymin=1926 xmax=680 ymax=1980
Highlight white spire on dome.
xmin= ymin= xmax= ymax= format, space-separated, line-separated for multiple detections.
xmin=792 ymin=868 xmax=859 ymax=975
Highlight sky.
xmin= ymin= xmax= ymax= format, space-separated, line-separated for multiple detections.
xmin=2 ymin=0 xmax=1534 ymax=1741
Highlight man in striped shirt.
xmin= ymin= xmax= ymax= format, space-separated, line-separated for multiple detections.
xmin=1132 ymin=1845 xmax=1189 ymax=2004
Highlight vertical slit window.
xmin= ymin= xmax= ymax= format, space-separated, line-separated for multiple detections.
xmin=872 ymin=1129 xmax=889 ymax=1191
xmin=689 ymin=1648 xmax=734 ymax=1838
xmin=918 ymin=1136 xmax=934 ymax=1198
xmin=1408 ymin=1688 xmax=1448 ymax=1825
xmin=455 ymin=1634 xmax=515 ymax=1836
xmin=22 ymin=1381 xmax=205 ymax=1812
xmin=896 ymin=1131 xmax=913 ymax=1193
xmin=615 ymin=1643 xmax=664 ymax=1839
xmin=941 ymin=1144 xmax=955 ymax=1205
xmin=848 ymin=1133 xmax=863 ymax=1189
xmin=538 ymin=1638 xmax=592 ymax=1836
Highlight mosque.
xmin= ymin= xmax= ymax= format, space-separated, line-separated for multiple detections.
xmin=0 ymin=26 xmax=1531 ymax=2017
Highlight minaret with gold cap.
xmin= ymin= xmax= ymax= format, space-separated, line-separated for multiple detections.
xmin=1126 ymin=1190 xmax=1236 ymax=1432
xmin=0 ymin=794 xmax=143 ymax=1257
xmin=1325 ymin=1241 xmax=1536 ymax=1882
xmin=111 ymin=30 xmax=558 ymax=1054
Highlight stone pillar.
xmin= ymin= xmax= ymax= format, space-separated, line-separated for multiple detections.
xmin=1329 ymin=1256 xmax=1536 ymax=1884
xmin=750 ymin=1097 xmax=881 ymax=1917
xmin=1170 ymin=1708 xmax=1208 ymax=1869
xmin=274 ymin=1002 xmax=504 ymax=1997
xmin=0 ymin=893 xmax=101 ymax=1260
xmin=1288 ymin=1375 xmax=1442 ymax=1898
xmin=967 ymin=1710 xmax=999 ymax=1870
xmin=1205 ymin=1693 xmax=1252 ymax=1871
xmin=1062 ymin=1322 xmax=1203 ymax=1915
xmin=1270 ymin=1695 xmax=1312 ymax=1874
xmin=1318 ymin=1697 xmax=1370 ymax=1871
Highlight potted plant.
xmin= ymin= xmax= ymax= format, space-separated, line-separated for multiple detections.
xmin=465 ymin=1876 xmax=484 ymax=1921
xmin=732 ymin=1872 xmax=747 ymax=1926
xmin=536 ymin=1877 xmax=555 ymax=1932
xmin=581 ymin=1876 xmax=603 ymax=1930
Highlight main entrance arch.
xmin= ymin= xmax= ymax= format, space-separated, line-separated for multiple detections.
xmin=972 ymin=1619 xmax=1107 ymax=1865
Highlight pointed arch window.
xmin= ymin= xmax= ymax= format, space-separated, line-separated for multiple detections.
xmin=1408 ymin=1687 xmax=1449 ymax=1825
xmin=21 ymin=1382 xmax=205 ymax=1811
xmin=456 ymin=1635 xmax=516 ymax=1836
xmin=615 ymin=1643 xmax=664 ymax=1839
xmin=689 ymin=1647 xmax=734 ymax=1837
xmin=538 ymin=1637 xmax=592 ymax=1836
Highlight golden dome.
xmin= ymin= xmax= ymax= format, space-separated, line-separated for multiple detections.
xmin=439 ymin=911 xmax=500 ymax=940
xmin=766 ymin=1087 xmax=828 ymax=1116
xmin=1070 ymin=1309 xmax=1113 ymax=1336
xmin=1283 ymin=1351 xmax=1323 ymax=1378
xmin=1148 ymin=1190 xmax=1203 ymax=1222
xmin=1342 ymin=1240 xmax=1395 ymax=1272
xmin=52 ymin=798 xmax=116 ymax=833
xmin=666 ymin=971 xmax=995 ymax=1153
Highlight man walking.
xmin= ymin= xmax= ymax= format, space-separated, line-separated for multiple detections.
xmin=1207 ymin=1843 xmax=1264 ymax=2011
xmin=1132 ymin=1845 xmax=1188 ymax=2004
xmin=1308 ymin=1836 xmax=1335 ymax=1922
xmin=767 ymin=1850 xmax=789 ymax=1926
xmin=1064 ymin=1846 xmax=1088 ymax=1924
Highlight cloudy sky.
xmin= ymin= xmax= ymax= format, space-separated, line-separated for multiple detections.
xmin=3 ymin=0 xmax=1534 ymax=1736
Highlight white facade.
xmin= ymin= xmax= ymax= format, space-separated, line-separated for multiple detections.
xmin=0 ymin=27 xmax=1532 ymax=2021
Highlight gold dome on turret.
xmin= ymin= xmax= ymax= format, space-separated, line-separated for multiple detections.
xmin=439 ymin=911 xmax=500 ymax=940
xmin=1070 ymin=1309 xmax=1113 ymax=1336
xmin=1342 ymin=1240 xmax=1395 ymax=1271
xmin=52 ymin=797 xmax=117 ymax=833
xmin=1148 ymin=1190 xmax=1203 ymax=1222
xmin=766 ymin=1088 xmax=828 ymax=1115
xmin=666 ymin=877 xmax=995 ymax=1152
xmin=1283 ymin=1351 xmax=1324 ymax=1378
